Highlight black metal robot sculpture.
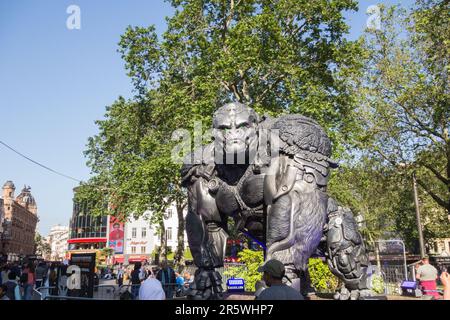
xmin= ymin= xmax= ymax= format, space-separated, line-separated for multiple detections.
xmin=181 ymin=102 xmax=371 ymax=300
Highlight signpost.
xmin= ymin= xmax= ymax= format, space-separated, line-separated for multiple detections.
xmin=69 ymin=252 xmax=96 ymax=298
xmin=226 ymin=278 xmax=245 ymax=293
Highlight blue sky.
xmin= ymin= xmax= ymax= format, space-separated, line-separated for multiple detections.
xmin=0 ymin=0 xmax=414 ymax=236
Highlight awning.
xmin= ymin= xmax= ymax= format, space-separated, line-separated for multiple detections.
xmin=127 ymin=255 xmax=150 ymax=262
xmin=68 ymin=238 xmax=107 ymax=244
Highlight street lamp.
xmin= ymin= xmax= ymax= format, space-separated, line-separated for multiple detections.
xmin=412 ymin=172 xmax=426 ymax=258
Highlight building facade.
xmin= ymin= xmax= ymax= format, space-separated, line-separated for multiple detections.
xmin=67 ymin=187 xmax=108 ymax=260
xmin=1 ymin=181 xmax=39 ymax=261
xmin=430 ymin=238 xmax=450 ymax=257
xmin=47 ymin=225 xmax=69 ymax=261
xmin=121 ymin=212 xmax=156 ymax=264
xmin=118 ymin=204 xmax=188 ymax=265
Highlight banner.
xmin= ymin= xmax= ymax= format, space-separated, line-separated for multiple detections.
xmin=68 ymin=252 xmax=96 ymax=298
xmin=108 ymin=216 xmax=125 ymax=254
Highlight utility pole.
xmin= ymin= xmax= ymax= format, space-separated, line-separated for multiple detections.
xmin=412 ymin=172 xmax=426 ymax=257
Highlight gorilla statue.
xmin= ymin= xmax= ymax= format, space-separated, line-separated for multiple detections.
xmin=181 ymin=102 xmax=371 ymax=300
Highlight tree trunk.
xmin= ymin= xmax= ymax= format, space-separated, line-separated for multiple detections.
xmin=159 ymin=220 xmax=167 ymax=264
xmin=174 ymin=201 xmax=186 ymax=272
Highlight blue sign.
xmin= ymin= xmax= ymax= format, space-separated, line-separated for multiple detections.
xmin=227 ymin=278 xmax=245 ymax=292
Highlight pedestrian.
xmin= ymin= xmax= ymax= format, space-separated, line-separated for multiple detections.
xmin=48 ymin=264 xmax=58 ymax=296
xmin=416 ymin=256 xmax=440 ymax=299
xmin=156 ymin=261 xmax=176 ymax=299
xmin=35 ymin=261 xmax=47 ymax=289
xmin=117 ymin=266 xmax=124 ymax=287
xmin=130 ymin=263 xmax=142 ymax=299
xmin=440 ymin=271 xmax=450 ymax=300
xmin=138 ymin=277 xmax=165 ymax=300
xmin=4 ymin=271 xmax=21 ymax=300
xmin=139 ymin=264 xmax=147 ymax=282
xmin=0 ymin=284 xmax=9 ymax=300
xmin=255 ymin=259 xmax=304 ymax=300
xmin=175 ymin=272 xmax=185 ymax=297
xmin=21 ymin=262 xmax=35 ymax=300
xmin=183 ymin=271 xmax=193 ymax=292
xmin=1 ymin=265 xmax=9 ymax=285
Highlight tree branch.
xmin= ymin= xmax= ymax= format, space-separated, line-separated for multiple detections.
xmin=420 ymin=162 xmax=450 ymax=185
xmin=416 ymin=178 xmax=448 ymax=209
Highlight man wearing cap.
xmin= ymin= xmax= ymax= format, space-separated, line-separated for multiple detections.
xmin=256 ymin=259 xmax=304 ymax=300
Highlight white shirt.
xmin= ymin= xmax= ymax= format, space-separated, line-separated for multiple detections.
xmin=138 ymin=278 xmax=166 ymax=300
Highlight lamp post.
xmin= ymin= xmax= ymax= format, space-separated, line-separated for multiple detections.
xmin=412 ymin=172 xmax=426 ymax=258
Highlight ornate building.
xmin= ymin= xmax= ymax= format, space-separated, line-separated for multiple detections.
xmin=1 ymin=181 xmax=39 ymax=261
xmin=47 ymin=225 xmax=69 ymax=261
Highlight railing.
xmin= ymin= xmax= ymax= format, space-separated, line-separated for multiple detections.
xmin=379 ymin=264 xmax=407 ymax=295
xmin=94 ymin=285 xmax=116 ymax=299
xmin=32 ymin=286 xmax=56 ymax=300
xmin=119 ymin=283 xmax=183 ymax=300
xmin=181 ymin=262 xmax=246 ymax=285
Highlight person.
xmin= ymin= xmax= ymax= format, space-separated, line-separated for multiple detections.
xmin=130 ymin=263 xmax=142 ymax=299
xmin=35 ymin=261 xmax=47 ymax=289
xmin=0 ymin=284 xmax=9 ymax=300
xmin=440 ymin=271 xmax=450 ymax=300
xmin=21 ymin=262 xmax=35 ymax=300
xmin=255 ymin=259 xmax=304 ymax=300
xmin=156 ymin=261 xmax=176 ymax=299
xmin=48 ymin=264 xmax=58 ymax=296
xmin=1 ymin=265 xmax=9 ymax=285
xmin=183 ymin=272 xmax=193 ymax=288
xmin=139 ymin=264 xmax=147 ymax=282
xmin=4 ymin=271 xmax=21 ymax=300
xmin=117 ymin=266 xmax=124 ymax=287
xmin=175 ymin=272 xmax=185 ymax=297
xmin=416 ymin=256 xmax=440 ymax=299
xmin=138 ymin=277 xmax=165 ymax=300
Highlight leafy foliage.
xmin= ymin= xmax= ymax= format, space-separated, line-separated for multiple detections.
xmin=370 ymin=274 xmax=385 ymax=294
xmin=308 ymin=257 xmax=339 ymax=292
xmin=223 ymin=249 xmax=264 ymax=291
xmin=34 ymin=233 xmax=51 ymax=258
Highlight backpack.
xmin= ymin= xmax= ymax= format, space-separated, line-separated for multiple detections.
xmin=20 ymin=272 xmax=28 ymax=284
xmin=6 ymin=281 xmax=17 ymax=300
xmin=119 ymin=290 xmax=133 ymax=300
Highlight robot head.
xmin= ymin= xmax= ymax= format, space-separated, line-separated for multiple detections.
xmin=212 ymin=102 xmax=259 ymax=161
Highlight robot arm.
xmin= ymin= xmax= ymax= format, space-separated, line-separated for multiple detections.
xmin=182 ymin=164 xmax=227 ymax=299
xmin=324 ymin=198 xmax=371 ymax=300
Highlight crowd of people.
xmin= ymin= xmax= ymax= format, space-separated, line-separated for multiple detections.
xmin=1 ymin=256 xmax=449 ymax=301
xmin=113 ymin=261 xmax=194 ymax=300
xmin=0 ymin=260 xmax=69 ymax=300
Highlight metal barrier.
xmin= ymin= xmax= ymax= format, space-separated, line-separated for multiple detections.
xmin=119 ymin=283 xmax=181 ymax=300
xmin=44 ymin=295 xmax=105 ymax=301
xmin=32 ymin=286 xmax=56 ymax=300
xmin=94 ymin=285 xmax=116 ymax=300
xmin=380 ymin=264 xmax=407 ymax=295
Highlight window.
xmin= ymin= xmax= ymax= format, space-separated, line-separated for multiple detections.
xmin=142 ymin=227 xmax=146 ymax=238
xmin=166 ymin=227 xmax=172 ymax=241
xmin=131 ymin=246 xmax=136 ymax=254
xmin=132 ymin=227 xmax=137 ymax=238
xmin=167 ymin=209 xmax=173 ymax=219
xmin=141 ymin=246 xmax=146 ymax=254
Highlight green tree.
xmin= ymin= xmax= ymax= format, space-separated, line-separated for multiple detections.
xmin=34 ymin=233 xmax=51 ymax=258
xmin=354 ymin=2 xmax=449 ymax=216
xmin=79 ymin=0 xmax=365 ymax=269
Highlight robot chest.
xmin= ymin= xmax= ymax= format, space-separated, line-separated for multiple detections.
xmin=214 ymin=174 xmax=265 ymax=215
